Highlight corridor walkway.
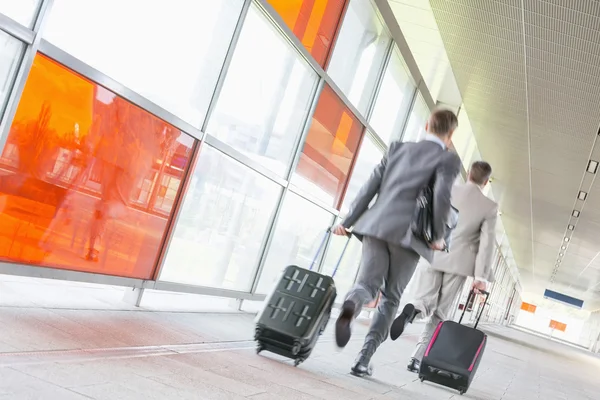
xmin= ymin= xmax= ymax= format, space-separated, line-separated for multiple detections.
xmin=0 ymin=304 xmax=598 ymax=399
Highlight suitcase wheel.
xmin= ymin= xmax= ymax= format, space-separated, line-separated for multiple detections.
xmin=459 ymin=389 xmax=466 ymax=395
xmin=294 ymin=358 xmax=304 ymax=367
xmin=291 ymin=341 xmax=302 ymax=356
xmin=419 ymin=377 xmax=424 ymax=382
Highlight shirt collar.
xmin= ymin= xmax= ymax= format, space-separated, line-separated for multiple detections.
xmin=467 ymin=180 xmax=484 ymax=192
xmin=424 ymin=133 xmax=446 ymax=150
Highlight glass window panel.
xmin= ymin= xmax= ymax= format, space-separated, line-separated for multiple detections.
xmin=327 ymin=0 xmax=390 ymax=114
xmin=292 ymin=84 xmax=363 ymax=207
xmin=0 ymin=0 xmax=39 ymax=27
xmin=340 ymin=135 xmax=382 ymax=214
xmin=369 ymin=48 xmax=415 ymax=144
xmin=207 ymin=5 xmax=318 ymax=176
xmin=160 ymin=145 xmax=281 ymax=291
xmin=256 ymin=192 xmax=334 ymax=294
xmin=267 ymin=0 xmax=346 ymax=66
xmin=0 ymin=54 xmax=194 ymax=279
xmin=402 ymin=93 xmax=429 ymax=142
xmin=43 ymin=0 xmax=244 ymax=128
xmin=0 ymin=31 xmax=23 ymax=112
xmin=320 ymin=218 xmax=361 ymax=297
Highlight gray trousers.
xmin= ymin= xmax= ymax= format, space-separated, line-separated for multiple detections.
xmin=345 ymin=235 xmax=420 ymax=349
xmin=409 ymin=264 xmax=467 ymax=360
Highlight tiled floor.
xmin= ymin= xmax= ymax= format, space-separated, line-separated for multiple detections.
xmin=0 ymin=305 xmax=598 ymax=399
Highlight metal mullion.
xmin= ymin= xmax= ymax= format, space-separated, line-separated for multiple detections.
xmin=37 ymin=40 xmax=205 ymax=142
xmin=372 ymin=0 xmax=425 ymax=97
xmin=199 ymin=0 xmax=252 ymax=137
xmin=365 ymin=129 xmax=388 ymax=154
xmin=287 ymin=185 xmax=340 ymax=216
xmin=283 ymin=78 xmax=325 ymax=181
xmin=397 ymin=83 xmax=420 ymax=142
xmin=0 ymin=261 xmax=150 ymax=289
xmin=255 ymin=0 xmax=379 ymax=134
xmin=0 ymin=13 xmax=35 ymax=44
xmin=364 ymin=38 xmax=394 ymax=124
xmin=322 ymin=0 xmax=351 ymax=71
xmin=0 ymin=0 xmax=53 ymax=153
xmin=249 ymin=77 xmax=326 ymax=294
xmin=204 ymin=135 xmax=287 ymax=187
xmin=334 ymin=125 xmax=367 ymax=210
xmin=151 ymin=140 xmax=202 ymax=282
xmin=153 ymin=281 xmax=267 ymax=302
xmin=249 ymin=187 xmax=288 ymax=294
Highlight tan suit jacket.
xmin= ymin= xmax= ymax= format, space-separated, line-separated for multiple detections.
xmin=430 ymin=182 xmax=498 ymax=281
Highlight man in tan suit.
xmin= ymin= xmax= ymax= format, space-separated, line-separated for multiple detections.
xmin=389 ymin=161 xmax=498 ymax=373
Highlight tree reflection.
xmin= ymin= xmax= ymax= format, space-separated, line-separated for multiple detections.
xmin=0 ymin=54 xmax=192 ymax=279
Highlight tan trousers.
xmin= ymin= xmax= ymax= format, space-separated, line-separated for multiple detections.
xmin=409 ymin=263 xmax=467 ymax=360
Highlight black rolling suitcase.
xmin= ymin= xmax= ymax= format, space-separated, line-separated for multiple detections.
xmin=255 ymin=230 xmax=350 ymax=366
xmin=419 ymin=290 xmax=489 ymax=395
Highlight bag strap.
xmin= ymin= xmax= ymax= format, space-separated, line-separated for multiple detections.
xmin=458 ymin=289 xmax=490 ymax=329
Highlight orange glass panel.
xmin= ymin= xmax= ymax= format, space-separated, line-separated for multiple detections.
xmin=549 ymin=320 xmax=567 ymax=332
xmin=0 ymin=54 xmax=194 ymax=279
xmin=295 ymin=84 xmax=363 ymax=207
xmin=520 ymin=302 xmax=537 ymax=313
xmin=267 ymin=0 xmax=346 ymax=66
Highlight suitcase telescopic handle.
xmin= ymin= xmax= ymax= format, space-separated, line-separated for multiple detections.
xmin=308 ymin=228 xmax=351 ymax=278
xmin=458 ymin=289 xmax=490 ymax=329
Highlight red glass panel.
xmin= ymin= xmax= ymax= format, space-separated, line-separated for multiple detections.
xmin=267 ymin=0 xmax=346 ymax=66
xmin=296 ymin=84 xmax=363 ymax=207
xmin=0 ymin=54 xmax=194 ymax=279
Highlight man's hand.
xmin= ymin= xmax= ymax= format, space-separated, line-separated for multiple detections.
xmin=429 ymin=239 xmax=446 ymax=251
xmin=331 ymin=224 xmax=349 ymax=236
xmin=472 ymin=280 xmax=487 ymax=294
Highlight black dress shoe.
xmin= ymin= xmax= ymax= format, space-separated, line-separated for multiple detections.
xmin=335 ymin=300 xmax=355 ymax=348
xmin=390 ymin=303 xmax=420 ymax=341
xmin=350 ymin=360 xmax=374 ymax=377
xmin=407 ymin=357 xmax=420 ymax=373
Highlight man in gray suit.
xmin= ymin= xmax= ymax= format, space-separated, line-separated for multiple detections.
xmin=389 ymin=161 xmax=498 ymax=373
xmin=331 ymin=109 xmax=462 ymax=377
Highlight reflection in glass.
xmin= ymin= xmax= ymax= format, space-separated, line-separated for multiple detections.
xmin=160 ymin=145 xmax=281 ymax=291
xmin=267 ymin=0 xmax=346 ymax=66
xmin=0 ymin=31 xmax=23 ymax=111
xmin=0 ymin=0 xmax=40 ymax=27
xmin=207 ymin=5 xmax=318 ymax=176
xmin=369 ymin=49 xmax=415 ymax=144
xmin=292 ymin=85 xmax=363 ymax=207
xmin=256 ymin=192 xmax=334 ymax=294
xmin=340 ymin=136 xmax=383 ymax=214
xmin=0 ymin=54 xmax=194 ymax=279
xmin=327 ymin=0 xmax=390 ymax=114
xmin=43 ymin=0 xmax=244 ymax=128
xmin=402 ymin=94 xmax=429 ymax=142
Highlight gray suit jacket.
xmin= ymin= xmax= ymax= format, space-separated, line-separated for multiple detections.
xmin=341 ymin=140 xmax=461 ymax=263
xmin=430 ymin=182 xmax=499 ymax=281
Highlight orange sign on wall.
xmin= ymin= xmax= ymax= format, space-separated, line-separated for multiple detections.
xmin=520 ymin=302 xmax=537 ymax=313
xmin=549 ymin=320 xmax=567 ymax=332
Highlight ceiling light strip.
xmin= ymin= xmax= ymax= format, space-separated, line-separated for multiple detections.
xmin=520 ymin=0 xmax=535 ymax=282
xmin=565 ymin=133 xmax=600 ymax=289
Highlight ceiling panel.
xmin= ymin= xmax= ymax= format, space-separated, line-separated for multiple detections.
xmin=427 ymin=0 xmax=600 ymax=307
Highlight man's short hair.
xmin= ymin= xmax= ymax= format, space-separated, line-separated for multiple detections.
xmin=428 ymin=109 xmax=458 ymax=136
xmin=469 ymin=161 xmax=492 ymax=185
